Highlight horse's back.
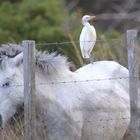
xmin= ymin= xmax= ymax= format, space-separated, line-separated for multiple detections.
xmin=37 ymin=60 xmax=130 ymax=140
xmin=69 ymin=61 xmax=130 ymax=140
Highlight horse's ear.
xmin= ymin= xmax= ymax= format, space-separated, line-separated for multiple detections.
xmin=10 ymin=52 xmax=23 ymax=67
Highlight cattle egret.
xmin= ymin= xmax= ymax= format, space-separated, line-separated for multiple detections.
xmin=79 ymin=15 xmax=96 ymax=62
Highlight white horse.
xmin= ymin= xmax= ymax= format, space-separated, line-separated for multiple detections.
xmin=0 ymin=44 xmax=131 ymax=140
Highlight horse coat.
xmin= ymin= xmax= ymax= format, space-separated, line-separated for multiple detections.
xmin=0 ymin=44 xmax=130 ymax=140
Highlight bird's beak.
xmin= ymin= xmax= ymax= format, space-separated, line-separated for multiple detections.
xmin=89 ymin=16 xmax=96 ymax=21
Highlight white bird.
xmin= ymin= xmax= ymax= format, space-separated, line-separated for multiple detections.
xmin=79 ymin=15 xmax=96 ymax=61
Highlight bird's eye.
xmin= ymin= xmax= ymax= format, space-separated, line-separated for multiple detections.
xmin=2 ymin=82 xmax=10 ymax=87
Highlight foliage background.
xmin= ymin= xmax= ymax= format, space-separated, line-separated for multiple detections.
xmin=0 ymin=0 xmax=139 ymax=68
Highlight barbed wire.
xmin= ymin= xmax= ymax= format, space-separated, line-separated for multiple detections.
xmin=0 ymin=76 xmax=133 ymax=88
xmin=5 ymin=116 xmax=130 ymax=137
xmin=36 ymin=38 xmax=123 ymax=46
xmin=61 ymin=117 xmax=130 ymax=124
xmin=13 ymin=116 xmax=130 ymax=125
xmin=38 ymin=76 xmax=130 ymax=86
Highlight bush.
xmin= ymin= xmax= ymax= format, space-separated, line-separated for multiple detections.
xmin=0 ymin=0 xmax=70 ymax=44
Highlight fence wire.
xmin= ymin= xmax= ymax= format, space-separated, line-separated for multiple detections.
xmin=34 ymin=38 xmax=129 ymax=69
xmin=1 ymin=115 xmax=130 ymax=140
xmin=35 ymin=38 xmax=123 ymax=46
xmin=1 ymin=75 xmax=140 ymax=88
xmin=1 ymin=38 xmax=139 ymax=140
xmin=0 ymin=76 xmax=132 ymax=88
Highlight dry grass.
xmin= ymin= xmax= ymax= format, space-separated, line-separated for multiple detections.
xmin=0 ymin=117 xmax=24 ymax=140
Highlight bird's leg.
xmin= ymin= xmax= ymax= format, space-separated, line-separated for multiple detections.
xmin=89 ymin=56 xmax=94 ymax=64
xmin=86 ymin=50 xmax=93 ymax=64
xmin=84 ymin=58 xmax=90 ymax=64
xmin=89 ymin=52 xmax=95 ymax=64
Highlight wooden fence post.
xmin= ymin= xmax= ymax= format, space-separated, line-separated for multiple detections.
xmin=127 ymin=30 xmax=140 ymax=140
xmin=23 ymin=40 xmax=36 ymax=140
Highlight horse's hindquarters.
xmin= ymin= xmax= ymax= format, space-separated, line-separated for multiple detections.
xmin=81 ymin=115 xmax=130 ymax=140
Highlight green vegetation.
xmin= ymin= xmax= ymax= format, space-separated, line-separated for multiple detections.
xmin=0 ymin=0 xmax=126 ymax=69
xmin=0 ymin=0 xmax=70 ymax=43
xmin=0 ymin=0 xmax=85 ymax=68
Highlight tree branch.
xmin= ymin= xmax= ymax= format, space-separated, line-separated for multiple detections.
xmin=96 ymin=12 xmax=140 ymax=22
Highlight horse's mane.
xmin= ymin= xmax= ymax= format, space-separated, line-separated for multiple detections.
xmin=36 ymin=51 xmax=70 ymax=74
xmin=0 ymin=44 xmax=22 ymax=58
xmin=0 ymin=44 xmax=70 ymax=73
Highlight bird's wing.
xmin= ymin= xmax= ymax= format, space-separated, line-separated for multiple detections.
xmin=87 ymin=25 xmax=96 ymax=53
xmin=88 ymin=25 xmax=96 ymax=43
xmin=79 ymin=25 xmax=96 ymax=58
xmin=79 ymin=27 xmax=89 ymax=58
xmin=79 ymin=26 xmax=87 ymax=48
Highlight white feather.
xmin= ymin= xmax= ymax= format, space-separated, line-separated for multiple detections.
xmin=79 ymin=15 xmax=96 ymax=59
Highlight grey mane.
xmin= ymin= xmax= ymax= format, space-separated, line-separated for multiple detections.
xmin=36 ymin=51 xmax=70 ymax=74
xmin=0 ymin=44 xmax=22 ymax=58
xmin=0 ymin=44 xmax=70 ymax=73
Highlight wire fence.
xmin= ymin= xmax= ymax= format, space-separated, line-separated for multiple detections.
xmin=0 ymin=116 xmax=130 ymax=140
xmin=0 ymin=31 xmax=140 ymax=140
xmin=0 ymin=76 xmax=131 ymax=88
xmin=35 ymin=38 xmax=123 ymax=46
xmin=23 ymin=31 xmax=139 ymax=140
